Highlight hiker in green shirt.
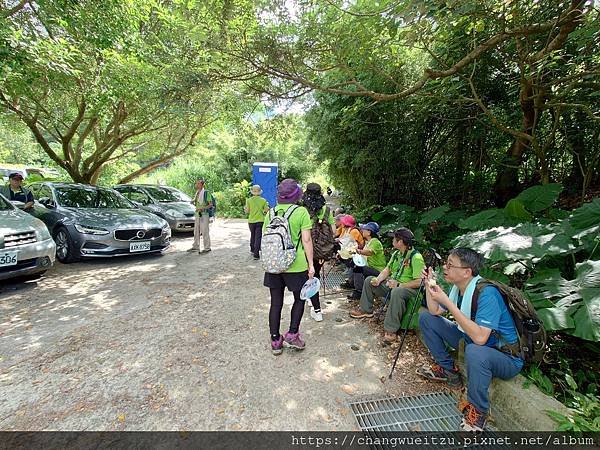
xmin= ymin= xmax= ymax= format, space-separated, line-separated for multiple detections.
xmin=350 ymin=228 xmax=425 ymax=343
xmin=346 ymin=222 xmax=386 ymax=300
xmin=245 ymin=184 xmax=269 ymax=260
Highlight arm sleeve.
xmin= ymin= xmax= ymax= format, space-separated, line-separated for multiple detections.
xmin=474 ymin=286 xmax=502 ymax=330
xmin=27 ymin=190 xmax=34 ymax=202
xmin=410 ymin=253 xmax=425 ymax=280
xmin=300 ymin=207 xmax=312 ymax=230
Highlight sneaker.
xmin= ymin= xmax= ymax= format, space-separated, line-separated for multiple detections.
xmin=271 ymin=336 xmax=284 ymax=356
xmin=460 ymin=402 xmax=486 ymax=432
xmin=310 ymin=308 xmax=323 ymax=322
xmin=187 ymin=248 xmax=199 ymax=253
xmin=346 ymin=290 xmax=360 ymax=300
xmin=283 ymin=331 xmax=305 ymax=350
xmin=253 ymin=255 xmax=260 ymax=260
xmin=416 ymin=363 xmax=463 ymax=389
xmin=339 ymin=280 xmax=354 ymax=290
xmin=199 ymin=249 xmax=211 ymax=254
xmin=383 ymin=331 xmax=397 ymax=343
xmin=349 ymin=308 xmax=373 ymax=319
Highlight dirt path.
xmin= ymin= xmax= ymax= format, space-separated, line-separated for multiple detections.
xmin=0 ymin=219 xmax=435 ymax=431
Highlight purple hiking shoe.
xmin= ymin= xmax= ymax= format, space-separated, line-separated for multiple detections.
xmin=271 ymin=336 xmax=284 ymax=356
xmin=283 ymin=331 xmax=305 ymax=350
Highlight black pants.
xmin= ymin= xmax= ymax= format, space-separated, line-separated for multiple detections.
xmin=269 ymin=288 xmax=305 ymax=338
xmin=249 ymin=222 xmax=263 ymax=258
xmin=352 ymin=265 xmax=381 ymax=296
xmin=309 ymin=259 xmax=323 ymax=311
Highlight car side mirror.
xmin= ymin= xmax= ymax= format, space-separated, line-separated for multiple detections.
xmin=10 ymin=200 xmax=26 ymax=209
xmin=38 ymin=197 xmax=56 ymax=208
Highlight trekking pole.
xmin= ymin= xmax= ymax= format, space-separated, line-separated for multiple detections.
xmin=374 ymin=286 xmax=392 ymax=321
xmin=388 ymin=248 xmax=442 ymax=380
xmin=388 ymin=279 xmax=425 ymax=379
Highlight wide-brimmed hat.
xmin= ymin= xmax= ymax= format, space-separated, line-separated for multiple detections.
xmin=8 ymin=172 xmax=24 ymax=180
xmin=360 ymin=222 xmax=380 ymax=234
xmin=340 ymin=214 xmax=356 ymax=227
xmin=250 ymin=184 xmax=262 ymax=195
xmin=277 ymin=178 xmax=302 ymax=204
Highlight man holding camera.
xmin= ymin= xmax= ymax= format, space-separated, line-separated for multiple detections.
xmin=349 ymin=228 xmax=424 ymax=344
xmin=418 ymin=248 xmax=523 ymax=432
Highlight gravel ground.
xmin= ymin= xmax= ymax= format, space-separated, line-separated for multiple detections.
xmin=0 ymin=219 xmax=439 ymax=431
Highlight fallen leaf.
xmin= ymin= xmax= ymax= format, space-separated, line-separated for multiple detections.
xmin=118 ymin=414 xmax=125 ymax=422
xmin=192 ymin=327 xmax=198 ymax=333
xmin=202 ymin=331 xmax=208 ymax=337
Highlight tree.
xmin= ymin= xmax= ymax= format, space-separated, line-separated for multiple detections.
xmin=0 ymin=0 xmax=230 ymax=184
xmin=221 ymin=0 xmax=600 ymax=205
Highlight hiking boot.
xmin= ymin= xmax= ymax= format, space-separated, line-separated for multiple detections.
xmin=283 ymin=331 xmax=305 ymax=350
xmin=339 ymin=280 xmax=354 ymax=290
xmin=383 ymin=331 xmax=397 ymax=343
xmin=271 ymin=336 xmax=284 ymax=356
xmin=459 ymin=402 xmax=487 ymax=432
xmin=346 ymin=290 xmax=361 ymax=300
xmin=416 ymin=363 xmax=463 ymax=389
xmin=310 ymin=308 xmax=323 ymax=322
xmin=349 ymin=308 xmax=373 ymax=319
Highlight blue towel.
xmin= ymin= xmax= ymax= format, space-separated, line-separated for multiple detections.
xmin=448 ymin=275 xmax=482 ymax=333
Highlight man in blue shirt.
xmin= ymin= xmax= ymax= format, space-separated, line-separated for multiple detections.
xmin=417 ymin=247 xmax=523 ymax=432
xmin=0 ymin=172 xmax=34 ymax=210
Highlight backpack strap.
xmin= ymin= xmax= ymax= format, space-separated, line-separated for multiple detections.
xmin=392 ymin=249 xmax=417 ymax=281
xmin=471 ymin=280 xmax=520 ymax=357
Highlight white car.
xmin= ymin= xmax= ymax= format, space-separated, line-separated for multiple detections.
xmin=0 ymin=194 xmax=55 ymax=280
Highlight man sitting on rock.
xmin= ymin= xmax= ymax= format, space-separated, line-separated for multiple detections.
xmin=417 ymin=247 xmax=523 ymax=432
xmin=349 ymin=228 xmax=424 ymax=344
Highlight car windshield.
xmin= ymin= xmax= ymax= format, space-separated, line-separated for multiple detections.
xmin=56 ymin=186 xmax=134 ymax=208
xmin=0 ymin=194 xmax=12 ymax=210
xmin=144 ymin=186 xmax=190 ymax=202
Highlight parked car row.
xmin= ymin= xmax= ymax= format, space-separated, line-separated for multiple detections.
xmin=0 ymin=182 xmax=197 ymax=281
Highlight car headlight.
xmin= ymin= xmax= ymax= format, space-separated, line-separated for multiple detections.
xmin=35 ymin=224 xmax=51 ymax=241
xmin=74 ymin=224 xmax=110 ymax=235
xmin=165 ymin=209 xmax=185 ymax=218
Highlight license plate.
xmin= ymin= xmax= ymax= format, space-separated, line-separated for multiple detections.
xmin=0 ymin=251 xmax=18 ymax=267
xmin=129 ymin=241 xmax=151 ymax=252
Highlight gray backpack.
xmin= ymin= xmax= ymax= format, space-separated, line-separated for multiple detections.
xmin=261 ymin=205 xmax=300 ymax=274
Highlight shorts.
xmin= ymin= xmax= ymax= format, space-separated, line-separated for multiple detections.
xmin=263 ymin=271 xmax=308 ymax=292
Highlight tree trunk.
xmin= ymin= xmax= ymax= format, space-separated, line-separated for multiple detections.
xmin=493 ymin=79 xmax=535 ymax=207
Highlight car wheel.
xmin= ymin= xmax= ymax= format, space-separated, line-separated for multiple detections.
xmin=54 ymin=227 xmax=79 ymax=263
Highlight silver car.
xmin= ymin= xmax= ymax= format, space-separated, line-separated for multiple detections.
xmin=0 ymin=193 xmax=55 ymax=280
xmin=28 ymin=182 xmax=171 ymax=263
xmin=113 ymin=184 xmax=196 ymax=232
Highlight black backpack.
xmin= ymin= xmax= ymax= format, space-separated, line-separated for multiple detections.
xmin=311 ymin=206 xmax=336 ymax=261
xmin=471 ymin=279 xmax=547 ymax=364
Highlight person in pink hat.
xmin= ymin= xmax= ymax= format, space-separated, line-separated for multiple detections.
xmin=263 ymin=179 xmax=315 ymax=355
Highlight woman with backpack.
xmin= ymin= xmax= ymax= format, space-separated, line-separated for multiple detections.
xmin=346 ymin=222 xmax=387 ymax=300
xmin=263 ymin=178 xmax=315 ymax=355
xmin=301 ymin=183 xmax=336 ymax=322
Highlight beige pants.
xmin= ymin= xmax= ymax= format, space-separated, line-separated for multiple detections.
xmin=192 ymin=213 xmax=211 ymax=250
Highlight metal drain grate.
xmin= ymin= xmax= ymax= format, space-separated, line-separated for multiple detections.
xmin=321 ymin=271 xmax=348 ymax=290
xmin=349 ymin=392 xmax=461 ymax=433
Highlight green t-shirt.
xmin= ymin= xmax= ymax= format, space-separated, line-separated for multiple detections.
xmin=246 ymin=195 xmax=268 ymax=223
xmin=365 ymin=238 xmax=386 ymax=271
xmin=387 ymin=249 xmax=425 ymax=283
xmin=263 ymin=204 xmax=312 ymax=273
xmin=315 ymin=206 xmax=335 ymax=225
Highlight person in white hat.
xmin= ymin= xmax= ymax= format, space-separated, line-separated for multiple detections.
xmin=244 ymin=184 xmax=269 ymax=260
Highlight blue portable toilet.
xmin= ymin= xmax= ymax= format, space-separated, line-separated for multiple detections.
xmin=252 ymin=162 xmax=278 ymax=207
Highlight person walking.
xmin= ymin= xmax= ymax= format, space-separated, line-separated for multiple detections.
xmin=244 ymin=184 xmax=269 ymax=260
xmin=301 ymin=182 xmax=336 ymax=322
xmin=188 ymin=179 xmax=212 ymax=254
xmin=264 ymin=179 xmax=315 ymax=355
